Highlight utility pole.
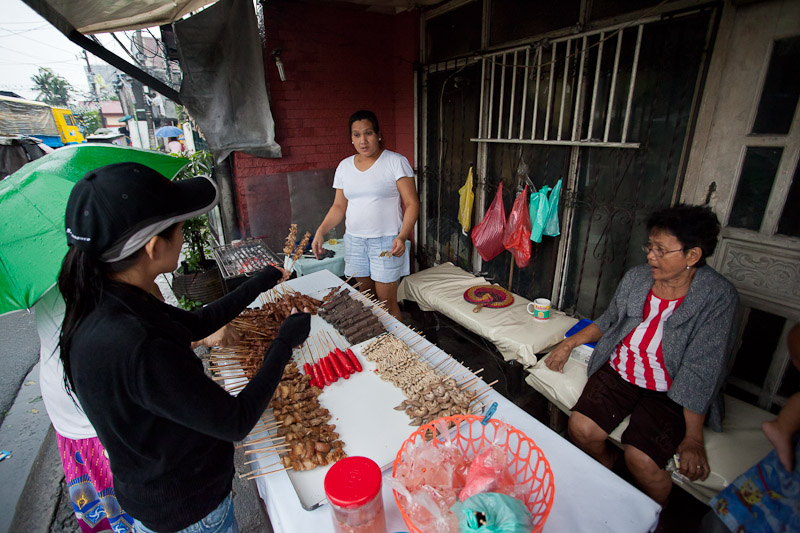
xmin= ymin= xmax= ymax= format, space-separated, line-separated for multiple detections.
xmin=134 ymin=30 xmax=157 ymax=149
xmin=83 ymin=50 xmax=105 ymax=127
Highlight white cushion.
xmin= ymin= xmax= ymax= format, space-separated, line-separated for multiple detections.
xmin=398 ymin=262 xmax=577 ymax=365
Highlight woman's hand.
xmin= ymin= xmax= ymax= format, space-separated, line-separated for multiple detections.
xmin=391 ymin=236 xmax=406 ymax=257
xmin=201 ymin=324 xmax=241 ymax=348
xmin=544 ymin=341 xmax=573 ymax=372
xmin=275 ymin=266 xmax=291 ymax=283
xmin=676 ymin=435 xmax=710 ymax=481
xmin=311 ymin=233 xmax=325 ymax=259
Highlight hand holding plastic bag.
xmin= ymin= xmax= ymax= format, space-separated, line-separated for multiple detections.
xmin=471 ymin=182 xmax=507 ymax=262
xmin=502 ymin=185 xmax=532 ymax=268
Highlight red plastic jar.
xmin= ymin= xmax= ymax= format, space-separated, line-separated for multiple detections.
xmin=324 ymin=456 xmax=386 ymax=533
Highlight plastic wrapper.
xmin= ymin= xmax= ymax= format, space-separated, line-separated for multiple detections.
xmin=452 ymin=492 xmax=534 ymax=533
xmin=471 ymin=182 xmax=507 ymax=262
xmin=392 ymin=420 xmax=471 ymax=532
xmin=459 ymin=443 xmax=520 ymax=502
xmin=502 ymin=186 xmax=532 ymax=268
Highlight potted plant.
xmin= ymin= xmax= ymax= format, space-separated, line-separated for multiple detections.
xmin=170 ymin=150 xmax=225 ymax=309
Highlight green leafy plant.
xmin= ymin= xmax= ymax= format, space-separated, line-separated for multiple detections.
xmin=177 ymin=296 xmax=203 ymax=311
xmin=173 ymin=150 xmax=215 ymax=274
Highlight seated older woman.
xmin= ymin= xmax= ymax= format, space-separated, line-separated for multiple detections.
xmin=545 ymin=204 xmax=739 ymax=506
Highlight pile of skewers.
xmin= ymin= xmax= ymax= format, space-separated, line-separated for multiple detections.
xmin=283 ymin=224 xmax=312 ymax=272
xmin=318 ymin=289 xmax=384 ymax=344
xmin=207 ymin=285 xmax=321 ymax=390
xmin=361 ymin=333 xmax=495 ymax=427
xmin=239 ymin=362 xmax=346 ymax=479
xmin=296 ymin=331 xmax=363 ymax=389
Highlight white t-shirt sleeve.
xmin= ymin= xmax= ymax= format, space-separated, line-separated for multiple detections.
xmin=36 ymin=288 xmax=97 ymax=439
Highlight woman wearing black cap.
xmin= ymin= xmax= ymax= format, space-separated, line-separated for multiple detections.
xmin=57 ymin=162 xmax=310 ymax=533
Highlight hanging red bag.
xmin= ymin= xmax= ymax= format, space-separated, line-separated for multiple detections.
xmin=503 ymin=185 xmax=532 ymax=268
xmin=471 ymin=182 xmax=507 ymax=262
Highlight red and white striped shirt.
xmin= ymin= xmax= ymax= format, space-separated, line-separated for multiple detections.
xmin=610 ymin=291 xmax=684 ymax=391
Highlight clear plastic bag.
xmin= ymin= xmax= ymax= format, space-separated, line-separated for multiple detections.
xmin=471 ymin=182 xmax=507 ymax=262
xmin=502 ymin=185 xmax=532 ymax=268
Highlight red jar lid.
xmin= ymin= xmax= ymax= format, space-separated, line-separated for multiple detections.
xmin=324 ymin=456 xmax=382 ymax=509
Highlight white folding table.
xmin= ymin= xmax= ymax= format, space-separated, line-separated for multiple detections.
xmin=248 ymin=270 xmax=661 ymax=533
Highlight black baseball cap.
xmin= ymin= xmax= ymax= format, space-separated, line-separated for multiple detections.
xmin=65 ymin=162 xmax=219 ymax=262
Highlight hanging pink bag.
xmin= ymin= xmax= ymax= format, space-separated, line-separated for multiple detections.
xmin=503 ymin=185 xmax=532 ymax=267
xmin=471 ymin=182 xmax=507 ymax=262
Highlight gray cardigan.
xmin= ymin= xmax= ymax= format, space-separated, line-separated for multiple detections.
xmin=588 ymin=264 xmax=739 ymax=432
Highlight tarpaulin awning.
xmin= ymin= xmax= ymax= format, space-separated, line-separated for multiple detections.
xmin=22 ymin=0 xmax=219 ymax=35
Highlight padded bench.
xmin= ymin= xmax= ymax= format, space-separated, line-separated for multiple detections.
xmin=527 ymin=356 xmax=775 ymax=503
xmin=397 ymin=262 xmax=577 ymax=366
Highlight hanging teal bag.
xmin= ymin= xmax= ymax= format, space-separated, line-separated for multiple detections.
xmin=529 ymin=185 xmax=550 ymax=244
xmin=543 ymin=178 xmax=562 ymax=237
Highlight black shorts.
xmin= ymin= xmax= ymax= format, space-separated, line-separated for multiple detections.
xmin=572 ymin=364 xmax=686 ymax=469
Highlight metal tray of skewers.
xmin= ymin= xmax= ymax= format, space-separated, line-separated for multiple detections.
xmin=212 ymin=239 xmax=282 ymax=280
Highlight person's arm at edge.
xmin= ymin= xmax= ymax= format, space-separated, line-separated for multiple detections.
xmin=312 ymin=189 xmax=347 ymax=258
xmin=391 ymin=176 xmax=420 ymax=256
xmin=544 ymin=323 xmax=603 ymax=372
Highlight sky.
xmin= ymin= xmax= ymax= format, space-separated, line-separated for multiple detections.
xmin=0 ymin=0 xmax=143 ymax=101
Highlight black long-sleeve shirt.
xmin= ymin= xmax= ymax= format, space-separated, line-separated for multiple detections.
xmin=69 ymin=268 xmax=293 ymax=532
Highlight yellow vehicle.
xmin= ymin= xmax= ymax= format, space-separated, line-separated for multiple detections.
xmin=50 ymin=106 xmax=85 ymax=146
xmin=0 ymin=95 xmax=85 ymax=147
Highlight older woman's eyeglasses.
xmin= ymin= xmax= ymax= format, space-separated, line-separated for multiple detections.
xmin=641 ymin=243 xmax=684 ymax=258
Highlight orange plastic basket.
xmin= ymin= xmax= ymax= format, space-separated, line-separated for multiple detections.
xmin=392 ymin=414 xmax=554 ymax=533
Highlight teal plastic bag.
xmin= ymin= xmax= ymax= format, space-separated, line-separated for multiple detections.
xmin=529 ymin=185 xmax=550 ymax=244
xmin=452 ymin=492 xmax=534 ymax=533
xmin=543 ymin=178 xmax=562 ymax=237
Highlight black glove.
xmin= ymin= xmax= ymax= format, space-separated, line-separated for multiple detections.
xmin=276 ymin=312 xmax=311 ymax=348
xmin=249 ymin=266 xmax=282 ymax=292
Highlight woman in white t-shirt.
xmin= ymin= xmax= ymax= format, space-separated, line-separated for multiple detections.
xmin=312 ymin=110 xmax=419 ymax=320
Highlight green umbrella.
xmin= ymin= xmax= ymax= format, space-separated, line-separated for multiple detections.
xmin=0 ymin=144 xmax=189 ymax=316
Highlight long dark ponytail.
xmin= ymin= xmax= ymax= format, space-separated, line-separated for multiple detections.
xmin=58 ymin=224 xmax=180 ymax=396
xmin=57 ymin=247 xmax=110 ymax=394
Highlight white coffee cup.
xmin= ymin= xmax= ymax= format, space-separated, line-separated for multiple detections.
xmin=527 ymin=298 xmax=551 ymax=321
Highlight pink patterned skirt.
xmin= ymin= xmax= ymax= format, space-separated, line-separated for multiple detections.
xmin=56 ymin=433 xmax=134 ymax=533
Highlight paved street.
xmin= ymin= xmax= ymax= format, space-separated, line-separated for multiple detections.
xmin=0 ymin=311 xmax=39 ymax=425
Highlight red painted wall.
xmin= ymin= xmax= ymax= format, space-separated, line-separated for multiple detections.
xmin=232 ymin=2 xmax=418 ymax=240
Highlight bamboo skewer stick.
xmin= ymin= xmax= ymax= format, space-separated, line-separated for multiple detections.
xmin=243 ymin=444 xmax=291 ymax=456
xmin=243 ymin=466 xmax=293 ymax=480
xmin=242 ymin=460 xmax=284 ymax=475
xmin=335 ymin=331 xmax=349 ymax=347
xmin=243 ymin=450 xmax=291 ymax=465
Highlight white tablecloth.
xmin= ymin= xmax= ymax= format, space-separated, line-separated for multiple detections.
xmin=252 ymin=270 xmax=661 ymax=532
xmin=286 ymin=240 xmax=346 ymax=278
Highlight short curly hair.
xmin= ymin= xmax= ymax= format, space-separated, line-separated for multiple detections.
xmin=646 ymin=204 xmax=721 ymax=268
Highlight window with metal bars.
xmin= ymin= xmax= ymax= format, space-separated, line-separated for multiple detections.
xmin=474 ymin=23 xmax=646 ymax=149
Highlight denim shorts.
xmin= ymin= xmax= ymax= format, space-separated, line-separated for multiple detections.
xmin=345 ymin=234 xmax=410 ymax=283
xmin=133 ymin=492 xmax=238 ymax=533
